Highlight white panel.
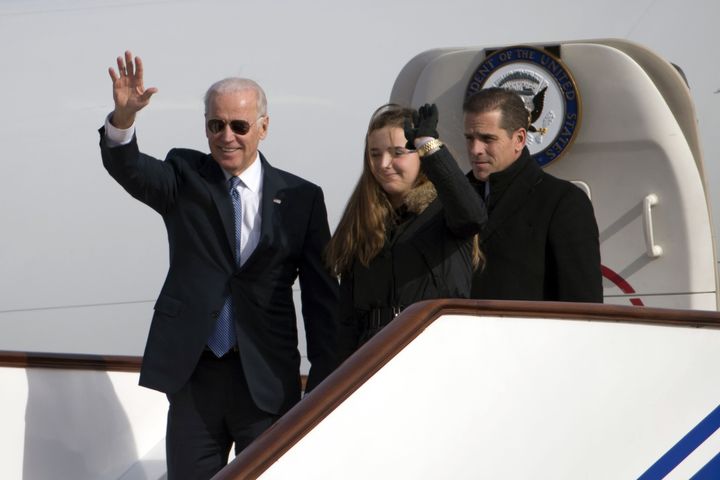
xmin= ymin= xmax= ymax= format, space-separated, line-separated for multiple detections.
xmin=262 ymin=314 xmax=720 ymax=479
xmin=0 ymin=368 xmax=28 ymax=480
xmin=558 ymin=43 xmax=716 ymax=299
xmin=0 ymin=367 xmax=166 ymax=480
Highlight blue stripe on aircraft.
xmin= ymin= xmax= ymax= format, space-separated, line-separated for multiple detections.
xmin=638 ymin=405 xmax=720 ymax=480
xmin=691 ymin=451 xmax=720 ymax=479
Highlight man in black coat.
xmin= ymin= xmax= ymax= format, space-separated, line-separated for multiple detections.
xmin=99 ymin=51 xmax=339 ymax=479
xmin=463 ymin=88 xmax=602 ymax=302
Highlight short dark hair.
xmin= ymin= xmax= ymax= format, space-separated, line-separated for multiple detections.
xmin=462 ymin=88 xmax=529 ymax=135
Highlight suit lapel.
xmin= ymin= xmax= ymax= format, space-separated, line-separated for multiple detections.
xmin=260 ymin=154 xmax=284 ymax=243
xmin=241 ymin=153 xmax=286 ymax=269
xmin=199 ymin=155 xmax=236 ymax=258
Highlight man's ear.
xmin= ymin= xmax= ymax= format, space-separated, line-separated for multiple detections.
xmin=258 ymin=115 xmax=269 ymax=140
xmin=514 ymin=128 xmax=527 ymax=153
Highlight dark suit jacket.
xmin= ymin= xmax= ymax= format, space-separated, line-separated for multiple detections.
xmin=100 ymin=130 xmax=339 ymax=415
xmin=471 ymin=148 xmax=603 ymax=302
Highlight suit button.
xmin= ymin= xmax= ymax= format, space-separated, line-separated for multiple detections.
xmin=211 ymin=311 xmax=220 ymax=319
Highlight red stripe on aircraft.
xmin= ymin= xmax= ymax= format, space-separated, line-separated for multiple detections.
xmin=601 ymin=264 xmax=645 ymax=306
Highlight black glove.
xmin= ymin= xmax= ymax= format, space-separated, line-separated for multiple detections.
xmin=404 ymin=103 xmax=439 ymax=150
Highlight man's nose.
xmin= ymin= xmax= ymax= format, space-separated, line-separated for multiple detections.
xmin=220 ymin=124 xmax=235 ymax=141
xmin=470 ymin=140 xmax=485 ymax=156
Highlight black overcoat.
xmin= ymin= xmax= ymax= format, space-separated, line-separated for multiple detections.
xmin=471 ymin=148 xmax=602 ymax=302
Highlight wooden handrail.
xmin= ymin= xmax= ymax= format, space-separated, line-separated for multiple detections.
xmin=0 ymin=351 xmax=142 ymax=372
xmin=214 ymin=299 xmax=720 ymax=480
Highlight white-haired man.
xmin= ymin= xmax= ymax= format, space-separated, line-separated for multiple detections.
xmin=99 ymin=51 xmax=339 ymax=479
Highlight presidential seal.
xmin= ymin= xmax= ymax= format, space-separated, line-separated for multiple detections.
xmin=466 ymin=45 xmax=581 ymax=167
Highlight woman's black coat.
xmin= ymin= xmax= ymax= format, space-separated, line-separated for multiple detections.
xmin=337 ymin=146 xmax=487 ymax=359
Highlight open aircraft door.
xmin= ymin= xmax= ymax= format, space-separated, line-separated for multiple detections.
xmin=390 ymin=39 xmax=718 ymax=310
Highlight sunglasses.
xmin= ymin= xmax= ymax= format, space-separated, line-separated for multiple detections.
xmin=206 ymin=116 xmax=264 ymax=135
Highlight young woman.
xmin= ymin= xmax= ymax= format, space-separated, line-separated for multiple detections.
xmin=325 ymin=103 xmax=487 ymax=359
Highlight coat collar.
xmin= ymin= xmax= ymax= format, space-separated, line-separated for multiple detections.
xmin=386 ymin=181 xmax=439 ymax=246
xmin=403 ymin=181 xmax=437 ymax=215
xmin=487 ymin=147 xmax=533 ymax=204
xmin=479 ymin=148 xmax=543 ymax=242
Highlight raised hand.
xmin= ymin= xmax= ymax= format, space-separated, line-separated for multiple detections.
xmin=403 ymin=103 xmax=439 ymax=149
xmin=108 ymin=50 xmax=158 ymax=129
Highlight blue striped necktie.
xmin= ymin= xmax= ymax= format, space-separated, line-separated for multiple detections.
xmin=207 ymin=176 xmax=242 ymax=357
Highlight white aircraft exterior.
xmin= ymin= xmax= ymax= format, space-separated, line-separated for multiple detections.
xmin=1 ymin=1 xmax=720 ymax=479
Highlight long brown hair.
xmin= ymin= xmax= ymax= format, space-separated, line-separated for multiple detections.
xmin=325 ymin=104 xmax=421 ymax=275
xmin=325 ymin=104 xmax=483 ymax=276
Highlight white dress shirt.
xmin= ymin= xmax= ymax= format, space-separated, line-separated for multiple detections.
xmin=223 ymin=158 xmax=263 ymax=266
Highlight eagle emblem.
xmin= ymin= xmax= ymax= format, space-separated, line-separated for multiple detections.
xmin=466 ymin=45 xmax=581 ymax=167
